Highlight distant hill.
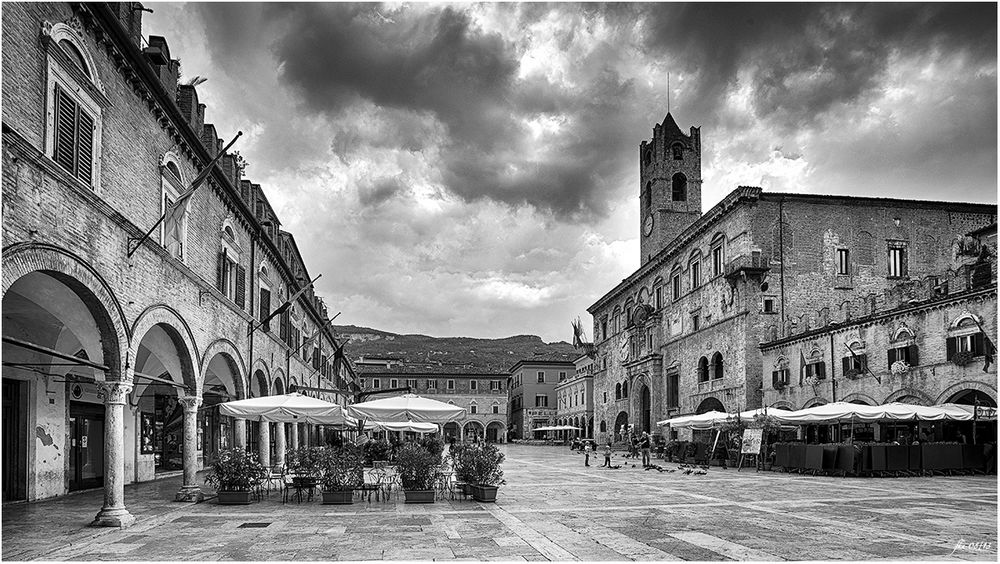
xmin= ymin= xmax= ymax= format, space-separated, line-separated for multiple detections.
xmin=333 ymin=325 xmax=580 ymax=373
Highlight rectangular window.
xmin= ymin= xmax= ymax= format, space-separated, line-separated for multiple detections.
xmin=692 ymin=314 xmax=700 ymax=331
xmin=603 ymin=391 xmax=608 ymax=403
xmin=842 ymin=354 xmax=868 ymax=374
xmin=837 ymin=249 xmax=850 ymax=275
xmin=470 ymin=404 xmax=477 ymax=414
xmin=667 ymin=374 xmax=679 ymax=408
xmin=601 ymin=319 xmax=608 ymax=340
xmin=427 ymin=379 xmax=437 ymax=389
xmin=53 ymin=83 xmax=96 ymax=185
xmin=535 ymin=395 xmax=548 ymax=407
xmin=803 ymin=362 xmax=827 ymax=380
xmin=887 ymin=242 xmax=908 ymax=278
xmin=492 ymin=404 xmax=499 ymax=414
xmin=406 ymin=379 xmax=417 ymax=389
xmin=447 ymin=379 xmax=455 ymax=390
xmin=761 ymin=296 xmax=776 ymax=314
xmin=390 ymin=379 xmax=398 ymax=389
xmin=655 ymin=287 xmax=662 ymax=309
xmin=690 ymin=261 xmax=701 ymax=288
xmin=537 ymin=371 xmax=545 ymax=383
xmin=672 ymin=274 xmax=681 ymax=301
xmin=470 ymin=380 xmax=477 ymax=391
xmin=372 ymin=378 xmax=381 ymax=389
xmin=558 ymin=371 xmax=567 ymax=382
xmin=771 ymin=369 xmax=790 ymax=388
xmin=948 ymin=333 xmax=986 ymax=358
xmin=490 ymin=380 xmax=501 ymax=391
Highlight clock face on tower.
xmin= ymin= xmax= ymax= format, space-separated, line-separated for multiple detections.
xmin=619 ymin=336 xmax=630 ymax=362
xmin=643 ymin=214 xmax=654 ymax=237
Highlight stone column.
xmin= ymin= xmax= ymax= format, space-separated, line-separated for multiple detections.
xmin=289 ymin=422 xmax=299 ymax=450
xmin=258 ymin=420 xmax=271 ymax=468
xmin=234 ymin=418 xmax=247 ymax=449
xmin=175 ymin=396 xmax=204 ymax=502
xmin=274 ymin=421 xmax=286 ymax=466
xmin=92 ymin=381 xmax=136 ymax=528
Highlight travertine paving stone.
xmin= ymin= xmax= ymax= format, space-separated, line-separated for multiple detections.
xmin=2 ymin=445 xmax=996 ymax=561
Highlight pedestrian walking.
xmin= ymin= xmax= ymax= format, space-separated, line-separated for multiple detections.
xmin=584 ymin=441 xmax=592 ymax=467
xmin=640 ymin=432 xmax=652 ymax=468
xmin=629 ymin=434 xmax=639 ymax=459
xmin=602 ymin=442 xmax=613 ymax=467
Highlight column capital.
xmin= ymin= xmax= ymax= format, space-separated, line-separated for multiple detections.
xmin=98 ymin=381 xmax=133 ymax=405
xmin=177 ymin=395 xmax=202 ymax=411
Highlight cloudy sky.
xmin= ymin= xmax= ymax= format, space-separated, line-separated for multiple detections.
xmin=145 ymin=2 xmax=996 ymax=343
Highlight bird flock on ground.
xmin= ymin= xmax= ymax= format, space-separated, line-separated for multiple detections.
xmin=584 ymin=452 xmax=711 ymax=475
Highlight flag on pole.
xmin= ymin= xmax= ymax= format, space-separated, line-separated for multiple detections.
xmin=252 ymin=274 xmax=321 ymax=335
xmin=845 ymin=344 xmax=880 ymax=384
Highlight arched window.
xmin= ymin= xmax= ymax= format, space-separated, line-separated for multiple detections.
xmin=671 ymin=173 xmax=687 ymax=201
xmin=711 ymin=352 xmax=724 ymax=380
xmin=58 ymin=39 xmax=90 ymax=77
xmin=689 ymin=251 xmax=702 ymax=289
xmin=622 ymin=380 xmax=629 ymax=398
xmin=615 ymin=383 xmax=622 ymax=400
xmin=710 ymin=234 xmax=726 ymax=277
xmin=672 ymin=143 xmax=684 ymax=160
xmin=671 ymin=265 xmax=683 ymax=301
xmin=698 ymin=357 xmax=709 ymax=382
xmin=160 ymin=155 xmax=188 ymax=261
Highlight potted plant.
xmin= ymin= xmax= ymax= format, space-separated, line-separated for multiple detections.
xmin=952 ymin=351 xmax=974 ymax=367
xmin=287 ymin=446 xmax=323 ymax=487
xmin=204 ymin=448 xmax=266 ymax=505
xmin=449 ymin=443 xmax=474 ymax=495
xmin=462 ymin=443 xmax=505 ymax=503
xmin=395 ymin=442 xmax=441 ymax=504
xmin=319 ymin=445 xmax=364 ymax=505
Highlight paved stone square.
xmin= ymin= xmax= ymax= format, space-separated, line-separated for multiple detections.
xmin=2 ymin=444 xmax=997 ymax=561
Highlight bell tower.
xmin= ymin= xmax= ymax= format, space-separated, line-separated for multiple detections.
xmin=639 ymin=113 xmax=702 ymax=264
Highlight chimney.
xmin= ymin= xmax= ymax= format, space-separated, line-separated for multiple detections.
xmin=144 ymin=36 xmax=178 ymax=96
xmin=176 ymin=84 xmax=197 ymax=127
xmin=112 ymin=3 xmax=144 ymax=46
xmin=201 ymin=124 xmax=218 ymax=158
xmin=196 ymin=103 xmax=206 ymax=138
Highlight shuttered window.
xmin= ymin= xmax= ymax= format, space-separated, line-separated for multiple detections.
xmin=888 ymin=345 xmax=919 ymax=366
xmin=259 ymin=288 xmax=271 ymax=332
xmin=53 ymin=83 xmax=95 ymax=185
xmin=842 ymin=354 xmax=868 ymax=374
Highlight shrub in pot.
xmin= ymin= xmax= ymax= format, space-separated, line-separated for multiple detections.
xmin=396 ymin=442 xmax=441 ymax=503
xmin=363 ymin=439 xmax=392 ymax=466
xmin=286 ymin=446 xmax=323 ymax=486
xmin=461 ymin=443 xmax=505 ymax=503
xmin=204 ymin=448 xmax=266 ymax=505
xmin=449 ymin=443 xmax=474 ymax=495
xmin=319 ymin=445 xmax=364 ymax=504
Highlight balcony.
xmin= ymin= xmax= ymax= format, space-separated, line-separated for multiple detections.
xmin=724 ymin=252 xmax=769 ymax=283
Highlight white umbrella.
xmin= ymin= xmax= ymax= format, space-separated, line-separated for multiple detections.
xmin=346 ymin=393 xmax=467 ymax=423
xmin=373 ymin=421 xmax=439 ymax=434
xmin=656 ymin=410 xmax=728 ymax=430
xmin=218 ymin=392 xmax=351 ymax=425
xmin=532 ymin=426 xmax=560 ymax=432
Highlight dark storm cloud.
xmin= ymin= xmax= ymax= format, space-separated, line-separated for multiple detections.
xmin=197 ymin=2 xmax=635 ymax=219
xmin=358 ymin=177 xmax=406 ymax=207
xmin=640 ymin=3 xmax=997 ymax=129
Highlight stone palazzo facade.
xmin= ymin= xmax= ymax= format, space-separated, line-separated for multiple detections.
xmin=587 ymin=112 xmax=996 ymax=444
xmin=2 ymin=2 xmax=357 ymax=525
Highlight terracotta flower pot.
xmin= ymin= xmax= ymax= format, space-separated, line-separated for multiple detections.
xmin=217 ymin=490 xmax=253 ymax=505
xmin=322 ymin=489 xmax=354 ymax=505
xmin=471 ymin=485 xmax=499 ymax=503
xmin=403 ymin=489 xmax=435 ymax=504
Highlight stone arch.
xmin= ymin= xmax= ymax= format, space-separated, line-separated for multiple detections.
xmin=272 ymin=370 xmax=286 ymax=395
xmin=251 ymin=360 xmax=270 ymax=397
xmin=463 ymin=420 xmax=485 ymax=437
xmin=801 ymin=396 xmax=828 ymax=409
xmin=200 ymin=338 xmax=247 ymax=400
xmin=768 ymin=400 xmax=795 ymax=410
xmin=950 ymin=312 xmax=983 ymax=330
xmin=696 ymin=396 xmax=725 ymax=414
xmin=129 ymin=305 xmax=200 ymax=393
xmin=839 ymin=392 xmax=878 ymax=406
xmin=43 ymin=21 xmax=105 ymax=91
xmin=936 ymin=381 xmax=998 ymax=405
xmin=883 ymin=388 xmax=934 ymax=405
xmin=3 ymin=243 xmax=129 ymax=379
